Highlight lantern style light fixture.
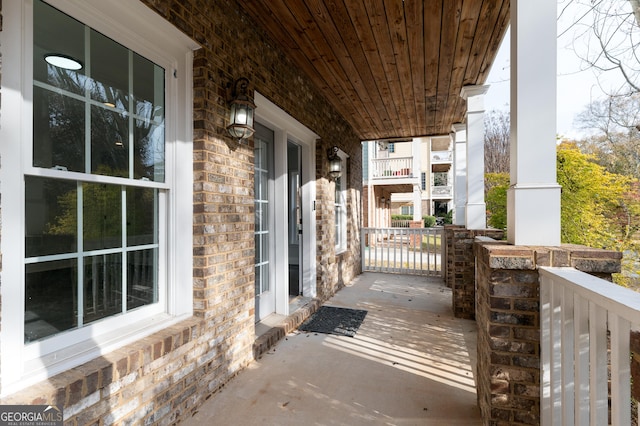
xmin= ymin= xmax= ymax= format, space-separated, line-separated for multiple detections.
xmin=227 ymin=77 xmax=256 ymax=142
xmin=327 ymin=146 xmax=342 ymax=180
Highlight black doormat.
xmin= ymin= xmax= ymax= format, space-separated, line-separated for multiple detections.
xmin=298 ymin=306 xmax=368 ymax=337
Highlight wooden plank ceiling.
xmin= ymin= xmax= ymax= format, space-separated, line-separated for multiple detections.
xmin=243 ymin=0 xmax=510 ymax=141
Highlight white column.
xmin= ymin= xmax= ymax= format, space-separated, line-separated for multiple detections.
xmin=508 ymin=0 xmax=561 ymax=246
xmin=452 ymin=123 xmax=467 ymax=226
xmin=460 ymin=85 xmax=489 ymax=230
xmin=412 ymin=137 xmax=423 ymax=221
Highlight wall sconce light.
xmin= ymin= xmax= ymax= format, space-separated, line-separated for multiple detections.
xmin=327 ymin=146 xmax=342 ymax=180
xmin=381 ymin=197 xmax=386 ymax=204
xmin=227 ymin=77 xmax=256 ymax=142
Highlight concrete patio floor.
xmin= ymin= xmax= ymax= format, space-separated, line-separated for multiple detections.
xmin=181 ymin=272 xmax=481 ymax=425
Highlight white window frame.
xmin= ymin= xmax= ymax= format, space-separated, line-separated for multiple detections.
xmin=334 ymin=151 xmax=348 ymax=254
xmin=0 ymin=0 xmax=198 ymax=396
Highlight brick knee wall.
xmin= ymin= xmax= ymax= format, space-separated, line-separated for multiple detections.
xmin=0 ymin=318 xmax=253 ymax=425
xmin=474 ymin=243 xmax=622 ymax=425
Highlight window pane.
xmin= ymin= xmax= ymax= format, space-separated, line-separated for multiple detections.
xmin=255 ymin=265 xmax=261 ymax=296
xmin=134 ymin=119 xmax=165 ymax=182
xmin=262 ymin=264 xmax=270 ymax=293
xmin=256 ymin=264 xmax=269 ymax=295
xmin=89 ymin=29 xmax=129 ymax=108
xmin=26 ymin=177 xmax=78 ymax=257
xmin=83 ymin=183 xmax=122 ymax=251
xmin=25 ymin=259 xmax=78 ymax=343
xmin=255 ymin=202 xmax=269 ymax=232
xmin=91 ymin=106 xmax=129 ymax=177
xmin=133 ymin=54 xmax=165 ymax=182
xmin=84 ymin=254 xmax=122 ymax=324
xmin=33 ymin=0 xmax=85 ymax=96
xmin=261 ymin=233 xmax=270 ymax=264
xmin=127 ymin=249 xmax=157 ymax=310
xmin=33 ymin=86 xmax=85 ymax=172
xmin=133 ymin=53 xmax=164 ymax=121
xmin=127 ymin=187 xmax=157 ymax=246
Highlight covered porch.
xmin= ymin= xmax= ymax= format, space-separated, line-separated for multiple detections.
xmin=184 ymin=272 xmax=481 ymax=425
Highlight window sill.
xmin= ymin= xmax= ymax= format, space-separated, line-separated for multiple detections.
xmin=2 ymin=315 xmax=200 ymax=403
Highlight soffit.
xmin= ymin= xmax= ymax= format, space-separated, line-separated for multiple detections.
xmin=243 ymin=0 xmax=509 ymax=141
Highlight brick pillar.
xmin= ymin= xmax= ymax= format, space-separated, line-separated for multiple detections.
xmin=474 ymin=243 xmax=622 ymax=425
xmin=445 ymin=226 xmax=504 ymax=319
xmin=444 ymin=225 xmax=463 ymax=288
xmin=409 ymin=220 xmax=423 ymax=248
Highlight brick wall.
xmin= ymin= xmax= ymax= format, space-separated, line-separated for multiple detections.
xmin=474 ymin=242 xmax=622 ymax=425
xmin=0 ymin=0 xmax=362 ymax=423
xmin=315 ymin=141 xmax=362 ymax=300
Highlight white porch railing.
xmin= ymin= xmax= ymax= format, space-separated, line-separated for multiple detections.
xmin=371 ymin=156 xmax=413 ymax=179
xmin=390 ymin=219 xmax=412 ymax=228
xmin=361 ymin=227 xmax=443 ymax=276
xmin=431 ymin=150 xmax=453 ymax=163
xmin=431 ymin=185 xmax=452 ymax=197
xmin=540 ymin=267 xmax=640 ymax=426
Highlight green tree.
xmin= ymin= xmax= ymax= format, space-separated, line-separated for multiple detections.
xmin=557 ymin=142 xmax=637 ymax=248
xmin=484 ymin=143 xmax=639 ymax=250
xmin=485 ymin=172 xmax=509 ymax=230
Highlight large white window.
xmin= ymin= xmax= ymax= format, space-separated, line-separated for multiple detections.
xmin=1 ymin=0 xmax=197 ymax=395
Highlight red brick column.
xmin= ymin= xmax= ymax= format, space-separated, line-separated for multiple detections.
xmin=444 ymin=226 xmax=504 ymax=319
xmin=409 ymin=220 xmax=423 ymax=248
xmin=474 ymin=243 xmax=622 ymax=425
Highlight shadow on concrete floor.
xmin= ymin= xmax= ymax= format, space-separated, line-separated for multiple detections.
xmin=181 ymin=272 xmax=481 ymax=426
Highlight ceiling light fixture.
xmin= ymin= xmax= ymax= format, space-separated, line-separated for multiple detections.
xmin=44 ymin=53 xmax=83 ymax=70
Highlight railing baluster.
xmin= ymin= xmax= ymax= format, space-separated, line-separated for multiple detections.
xmin=540 ymin=273 xmax=552 ymax=426
xmin=588 ymin=301 xmax=608 ymax=426
xmin=551 ymin=279 xmax=562 ymax=423
xmin=561 ymin=286 xmax=575 ymax=426
xmin=420 ymin=228 xmax=425 ymax=275
xmin=573 ymin=293 xmax=590 ymax=424
xmin=610 ymin=314 xmax=631 ymax=426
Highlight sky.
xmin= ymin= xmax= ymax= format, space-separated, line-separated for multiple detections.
xmin=484 ymin=1 xmax=633 ymax=140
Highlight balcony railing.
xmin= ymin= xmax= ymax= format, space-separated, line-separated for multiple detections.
xmin=540 ymin=267 xmax=640 ymax=425
xmin=371 ymin=156 xmax=413 ymax=179
xmin=431 ymin=185 xmax=452 ymax=197
xmin=431 ymin=150 xmax=453 ymax=163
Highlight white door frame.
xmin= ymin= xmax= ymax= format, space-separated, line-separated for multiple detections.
xmin=255 ymin=92 xmax=318 ymax=316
